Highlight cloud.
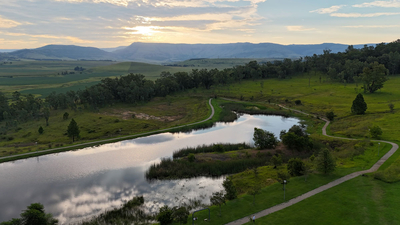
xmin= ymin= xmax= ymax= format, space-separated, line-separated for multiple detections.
xmin=353 ymin=0 xmax=400 ymax=8
xmin=2 ymin=32 xmax=93 ymax=43
xmin=53 ymin=0 xmax=266 ymax=7
xmin=286 ymin=26 xmax=315 ymax=31
xmin=343 ymin=25 xmax=400 ymax=28
xmin=310 ymin=5 xmax=346 ymax=14
xmin=0 ymin=15 xmax=21 ymax=28
xmin=331 ymin=12 xmax=400 ymax=17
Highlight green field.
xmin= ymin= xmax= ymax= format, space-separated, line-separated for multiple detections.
xmin=0 ymin=61 xmax=197 ymax=97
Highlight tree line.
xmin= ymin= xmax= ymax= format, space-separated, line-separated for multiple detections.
xmin=1 ymin=39 xmax=399 ymax=128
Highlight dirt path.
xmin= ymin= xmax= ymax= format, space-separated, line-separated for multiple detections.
xmin=225 ymin=103 xmax=398 ymax=225
xmin=0 ymin=99 xmax=215 ymax=162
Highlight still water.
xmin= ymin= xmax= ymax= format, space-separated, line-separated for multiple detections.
xmin=0 ymin=114 xmax=300 ymax=224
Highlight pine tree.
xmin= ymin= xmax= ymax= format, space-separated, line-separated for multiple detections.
xmin=38 ymin=126 xmax=44 ymax=134
xmin=67 ymin=119 xmax=80 ymax=142
xmin=351 ymin=93 xmax=367 ymax=115
xmin=316 ymin=149 xmax=336 ymax=174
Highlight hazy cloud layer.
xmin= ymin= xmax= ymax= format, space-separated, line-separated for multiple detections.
xmin=0 ymin=0 xmax=399 ymax=48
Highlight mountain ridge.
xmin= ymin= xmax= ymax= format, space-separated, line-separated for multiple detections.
xmin=2 ymin=42 xmax=376 ymax=63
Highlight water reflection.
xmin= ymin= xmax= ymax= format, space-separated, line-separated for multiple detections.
xmin=0 ymin=114 xmax=300 ymax=224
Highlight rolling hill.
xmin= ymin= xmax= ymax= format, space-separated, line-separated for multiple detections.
xmin=2 ymin=42 xmax=374 ymax=63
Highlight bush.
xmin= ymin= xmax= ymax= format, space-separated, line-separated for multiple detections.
xmin=294 ymin=100 xmax=302 ymax=105
xmin=370 ymin=125 xmax=383 ymax=139
xmin=326 ymin=111 xmax=336 ymax=121
xmin=287 ymin=158 xmax=305 ymax=176
xmin=388 ymin=103 xmax=394 ymax=112
xmin=157 ymin=206 xmax=174 ymax=225
xmin=38 ymin=126 xmax=44 ymax=134
xmin=271 ymin=154 xmax=282 ymax=167
xmin=188 ymin=153 xmax=195 ymax=162
xmin=281 ymin=125 xmax=313 ymax=152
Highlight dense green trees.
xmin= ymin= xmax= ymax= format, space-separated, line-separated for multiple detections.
xmin=253 ymin=128 xmax=278 ymax=149
xmin=287 ymin=158 xmax=305 ymax=176
xmin=280 ymin=125 xmax=313 ymax=152
xmin=0 ymin=203 xmax=58 ymax=225
xmin=351 ymin=93 xmax=368 ymax=115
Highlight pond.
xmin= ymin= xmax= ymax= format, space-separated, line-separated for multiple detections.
xmin=0 ymin=114 xmax=300 ymax=224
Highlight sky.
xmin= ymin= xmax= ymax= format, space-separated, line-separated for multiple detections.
xmin=0 ymin=0 xmax=399 ymax=49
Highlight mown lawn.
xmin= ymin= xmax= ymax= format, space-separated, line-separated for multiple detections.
xmin=244 ymin=175 xmax=400 ymax=225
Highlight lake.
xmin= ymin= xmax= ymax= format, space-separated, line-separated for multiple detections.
xmin=0 ymin=114 xmax=300 ymax=224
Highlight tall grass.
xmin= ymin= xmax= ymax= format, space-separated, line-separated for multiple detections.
xmin=77 ymin=196 xmax=155 ymax=225
xmin=173 ymin=143 xmax=251 ymax=158
xmin=145 ymin=157 xmax=269 ymax=180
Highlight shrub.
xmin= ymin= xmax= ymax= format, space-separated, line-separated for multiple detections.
xmin=294 ymin=100 xmax=302 ymax=105
xmin=38 ymin=126 xmax=44 ymax=134
xmin=157 ymin=206 xmax=174 ymax=225
xmin=271 ymin=154 xmax=282 ymax=167
xmin=388 ymin=103 xmax=394 ymax=112
xmin=287 ymin=158 xmax=305 ymax=176
xmin=370 ymin=125 xmax=383 ymax=139
xmin=63 ymin=112 xmax=69 ymax=120
xmin=188 ymin=153 xmax=195 ymax=162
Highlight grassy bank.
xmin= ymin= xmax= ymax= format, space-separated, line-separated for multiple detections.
xmin=0 ymin=95 xmax=212 ymax=161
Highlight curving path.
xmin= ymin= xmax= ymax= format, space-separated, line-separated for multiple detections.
xmin=226 ymin=103 xmax=398 ymax=225
xmin=0 ymin=98 xmax=215 ymax=162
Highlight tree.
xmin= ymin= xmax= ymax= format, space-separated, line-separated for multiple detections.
xmin=157 ymin=205 xmax=174 ymax=225
xmin=361 ymin=62 xmax=388 ymax=93
xmin=248 ymin=184 xmax=262 ymax=205
xmin=67 ymin=118 xmax=80 ymax=142
xmin=253 ymin=128 xmax=278 ymax=149
xmin=370 ymin=125 xmax=383 ymax=139
xmin=326 ymin=111 xmax=336 ymax=121
xmin=287 ymin=158 xmax=305 ymax=176
xmin=351 ymin=93 xmax=367 ymax=115
xmin=63 ymin=112 xmax=69 ymax=120
xmin=222 ymin=177 xmax=237 ymax=200
xmin=0 ymin=203 xmax=59 ymax=225
xmin=172 ymin=206 xmax=189 ymax=225
xmin=210 ymin=191 xmax=225 ymax=216
xmin=38 ymin=126 xmax=44 ymax=134
xmin=280 ymin=125 xmax=313 ymax=152
xmin=316 ymin=149 xmax=336 ymax=174
xmin=43 ymin=107 xmax=50 ymax=126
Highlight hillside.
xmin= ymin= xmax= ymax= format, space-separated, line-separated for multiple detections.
xmin=8 ymin=45 xmax=117 ymax=61
xmin=2 ymin=42 xmax=375 ymax=63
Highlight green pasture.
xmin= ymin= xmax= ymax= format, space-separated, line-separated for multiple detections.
xmin=0 ymin=61 xmax=196 ymax=97
xmin=245 ymin=175 xmax=400 ymax=225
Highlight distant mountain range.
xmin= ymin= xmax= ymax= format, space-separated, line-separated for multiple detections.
xmin=1 ymin=42 xmax=374 ymax=63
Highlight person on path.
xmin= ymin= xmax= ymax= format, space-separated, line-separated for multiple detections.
xmin=252 ymin=215 xmax=255 ymax=223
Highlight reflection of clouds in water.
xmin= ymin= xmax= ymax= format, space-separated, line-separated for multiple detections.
xmin=0 ymin=114 xmax=300 ymax=223
xmin=57 ymin=185 xmax=140 ymax=224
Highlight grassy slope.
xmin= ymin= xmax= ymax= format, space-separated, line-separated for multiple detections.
xmin=0 ymin=95 xmax=210 ymax=158
xmin=245 ymin=176 xmax=400 ymax=225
